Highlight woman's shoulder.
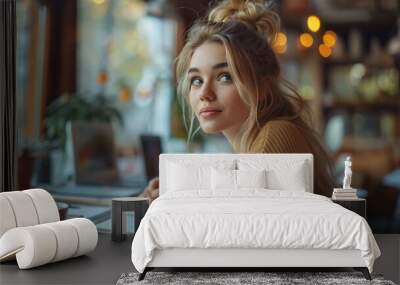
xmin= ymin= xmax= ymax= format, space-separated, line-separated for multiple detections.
xmin=262 ymin=119 xmax=299 ymax=131
xmin=259 ymin=119 xmax=304 ymax=140
xmin=250 ymin=119 xmax=310 ymax=153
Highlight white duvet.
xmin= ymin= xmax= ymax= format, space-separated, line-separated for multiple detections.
xmin=131 ymin=190 xmax=380 ymax=273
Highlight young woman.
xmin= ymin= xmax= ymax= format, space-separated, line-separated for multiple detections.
xmin=143 ymin=0 xmax=334 ymax=200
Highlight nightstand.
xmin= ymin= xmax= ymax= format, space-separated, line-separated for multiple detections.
xmin=331 ymin=198 xmax=366 ymax=219
xmin=111 ymin=197 xmax=149 ymax=242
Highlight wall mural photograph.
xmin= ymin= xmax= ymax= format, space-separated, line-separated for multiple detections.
xmin=1 ymin=0 xmax=400 ymax=284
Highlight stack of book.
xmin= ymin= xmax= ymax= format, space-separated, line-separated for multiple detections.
xmin=332 ymin=188 xmax=358 ymax=200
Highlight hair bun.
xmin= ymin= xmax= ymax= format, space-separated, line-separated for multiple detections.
xmin=208 ymin=0 xmax=280 ymax=45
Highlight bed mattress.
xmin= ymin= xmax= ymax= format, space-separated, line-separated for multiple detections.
xmin=131 ymin=190 xmax=380 ymax=273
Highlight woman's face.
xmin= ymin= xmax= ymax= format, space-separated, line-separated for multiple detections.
xmin=187 ymin=41 xmax=249 ymax=137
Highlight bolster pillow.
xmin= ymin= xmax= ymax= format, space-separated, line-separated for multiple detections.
xmin=0 ymin=218 xmax=98 ymax=269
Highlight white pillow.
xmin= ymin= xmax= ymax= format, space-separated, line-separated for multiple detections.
xmin=211 ymin=168 xmax=236 ymax=190
xmin=238 ymin=159 xmax=309 ymax=192
xmin=167 ymin=160 xmax=236 ymax=192
xmin=236 ymin=169 xmax=267 ymax=188
xmin=211 ymin=169 xmax=267 ymax=190
xmin=167 ymin=162 xmax=210 ymax=191
xmin=266 ymin=162 xmax=307 ymax=191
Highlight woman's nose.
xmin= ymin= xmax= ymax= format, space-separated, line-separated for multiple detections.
xmin=199 ymin=83 xmax=216 ymax=102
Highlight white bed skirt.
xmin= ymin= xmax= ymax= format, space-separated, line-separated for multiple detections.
xmin=148 ymin=248 xmax=366 ymax=268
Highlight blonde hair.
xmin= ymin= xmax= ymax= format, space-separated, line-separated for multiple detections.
xmin=176 ymin=0 xmax=333 ymax=191
xmin=177 ymin=0 xmax=301 ymax=149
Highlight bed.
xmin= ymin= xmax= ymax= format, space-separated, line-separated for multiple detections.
xmin=131 ymin=154 xmax=380 ymax=281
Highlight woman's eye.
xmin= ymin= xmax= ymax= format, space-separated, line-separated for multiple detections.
xmin=218 ymin=73 xmax=232 ymax=83
xmin=190 ymin=77 xmax=202 ymax=87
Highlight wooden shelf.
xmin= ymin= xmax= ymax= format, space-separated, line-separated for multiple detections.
xmin=322 ymin=58 xmax=364 ymax=66
xmin=322 ymin=58 xmax=395 ymax=69
xmin=282 ymin=10 xmax=397 ymax=32
xmin=323 ymin=100 xmax=400 ymax=112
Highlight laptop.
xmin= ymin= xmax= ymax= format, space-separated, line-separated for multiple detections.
xmin=70 ymin=121 xmax=146 ymax=189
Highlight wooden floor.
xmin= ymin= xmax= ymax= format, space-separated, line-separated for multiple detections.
xmin=0 ymin=233 xmax=133 ymax=285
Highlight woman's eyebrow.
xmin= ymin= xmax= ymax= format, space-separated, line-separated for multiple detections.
xmin=188 ymin=62 xmax=228 ymax=74
xmin=212 ymin=62 xmax=228 ymax=70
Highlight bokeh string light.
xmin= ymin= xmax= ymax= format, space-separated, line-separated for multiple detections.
xmin=307 ymin=15 xmax=321 ymax=33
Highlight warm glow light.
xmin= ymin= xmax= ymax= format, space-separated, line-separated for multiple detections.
xmin=307 ymin=15 xmax=321 ymax=32
xmin=273 ymin=32 xmax=287 ymax=55
xmin=323 ymin=31 xmax=337 ymax=47
xmin=275 ymin=32 xmax=287 ymax=46
xmin=319 ymin=44 xmax=331 ymax=58
xmin=274 ymin=44 xmax=287 ymax=54
xmin=96 ymin=71 xmax=108 ymax=85
xmin=119 ymin=87 xmax=132 ymax=103
xmin=299 ymin=33 xmax=313 ymax=48
xmin=92 ymin=0 xmax=105 ymax=5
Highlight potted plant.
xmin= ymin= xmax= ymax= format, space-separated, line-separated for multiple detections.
xmin=43 ymin=92 xmax=123 ymax=184
xmin=45 ymin=92 xmax=123 ymax=149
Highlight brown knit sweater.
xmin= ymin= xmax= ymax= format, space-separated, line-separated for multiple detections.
xmin=249 ymin=120 xmax=333 ymax=197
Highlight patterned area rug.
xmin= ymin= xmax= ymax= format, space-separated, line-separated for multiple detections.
xmin=116 ymin=271 xmax=396 ymax=285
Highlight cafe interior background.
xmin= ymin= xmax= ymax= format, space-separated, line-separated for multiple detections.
xmin=15 ymin=0 xmax=400 ymax=233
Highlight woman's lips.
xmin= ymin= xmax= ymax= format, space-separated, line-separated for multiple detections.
xmin=200 ymin=110 xmax=222 ymax=118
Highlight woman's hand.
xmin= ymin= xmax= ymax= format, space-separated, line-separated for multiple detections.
xmin=142 ymin=177 xmax=159 ymax=203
